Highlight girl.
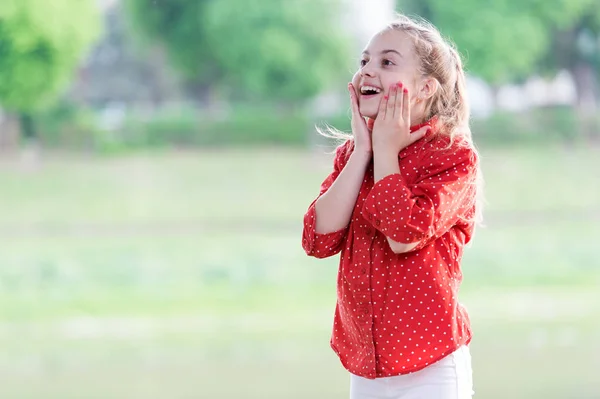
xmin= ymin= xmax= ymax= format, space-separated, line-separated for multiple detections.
xmin=302 ymin=14 xmax=482 ymax=399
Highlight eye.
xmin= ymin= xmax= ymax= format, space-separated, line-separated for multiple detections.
xmin=382 ymin=59 xmax=394 ymax=66
xmin=360 ymin=59 xmax=368 ymax=67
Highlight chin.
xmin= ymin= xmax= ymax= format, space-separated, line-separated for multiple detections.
xmin=359 ymin=105 xmax=378 ymax=119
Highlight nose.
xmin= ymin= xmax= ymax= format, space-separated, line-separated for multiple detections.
xmin=360 ymin=62 xmax=376 ymax=78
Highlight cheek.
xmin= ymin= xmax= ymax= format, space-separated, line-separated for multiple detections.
xmin=381 ymin=78 xmax=402 ymax=95
xmin=382 ymin=75 xmax=415 ymax=95
xmin=406 ymin=81 xmax=418 ymax=96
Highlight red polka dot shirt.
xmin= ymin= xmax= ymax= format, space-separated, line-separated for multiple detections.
xmin=302 ymin=120 xmax=479 ymax=379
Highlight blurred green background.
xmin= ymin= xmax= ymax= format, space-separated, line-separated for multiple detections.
xmin=0 ymin=0 xmax=599 ymax=398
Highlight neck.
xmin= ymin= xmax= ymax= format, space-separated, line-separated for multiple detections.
xmin=410 ymin=105 xmax=427 ymax=126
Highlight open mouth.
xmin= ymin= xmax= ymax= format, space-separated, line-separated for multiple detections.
xmin=360 ymin=85 xmax=382 ymax=98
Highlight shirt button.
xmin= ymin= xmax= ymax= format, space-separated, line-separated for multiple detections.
xmin=361 ymin=268 xmax=367 ymax=274
xmin=364 ymin=308 xmax=369 ymax=314
xmin=375 ymin=219 xmax=381 ymax=226
xmin=365 ymin=228 xmax=372 ymax=235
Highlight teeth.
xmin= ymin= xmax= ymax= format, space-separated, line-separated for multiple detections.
xmin=360 ymin=85 xmax=382 ymax=94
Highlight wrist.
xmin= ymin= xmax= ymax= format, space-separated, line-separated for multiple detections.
xmin=348 ymin=149 xmax=372 ymax=164
xmin=372 ymin=146 xmax=400 ymax=182
xmin=373 ymin=144 xmax=399 ymax=159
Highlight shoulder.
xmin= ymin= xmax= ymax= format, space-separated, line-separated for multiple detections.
xmin=418 ymin=134 xmax=478 ymax=177
xmin=424 ymin=133 xmax=477 ymax=164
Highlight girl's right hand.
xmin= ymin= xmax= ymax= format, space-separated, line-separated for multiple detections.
xmin=348 ymin=83 xmax=372 ymax=158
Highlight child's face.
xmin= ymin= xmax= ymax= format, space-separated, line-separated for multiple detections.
xmin=351 ymin=29 xmax=422 ymax=120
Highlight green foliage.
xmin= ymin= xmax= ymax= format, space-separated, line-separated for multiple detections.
xmin=527 ymin=0 xmax=596 ymax=30
xmin=470 ymin=106 xmax=587 ymax=145
xmin=397 ymin=0 xmax=546 ymax=83
xmin=202 ymin=0 xmax=350 ymax=101
xmin=37 ymin=103 xmax=312 ymax=152
xmin=123 ymin=0 xmax=212 ymax=83
xmin=0 ymin=0 xmax=100 ymax=112
xmin=36 ymin=101 xmax=593 ymax=152
xmin=121 ymin=105 xmax=311 ymax=148
xmin=396 ymin=0 xmax=599 ymax=84
xmin=123 ymin=0 xmax=350 ymax=101
xmin=35 ymin=100 xmax=101 ymax=149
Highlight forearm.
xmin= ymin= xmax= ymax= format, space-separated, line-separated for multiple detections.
xmin=314 ymin=151 xmax=371 ymax=234
xmin=373 ymin=148 xmax=419 ymax=253
xmin=373 ymin=148 xmax=400 ymax=182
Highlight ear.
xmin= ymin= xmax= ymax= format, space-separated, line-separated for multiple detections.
xmin=417 ymin=77 xmax=439 ymax=102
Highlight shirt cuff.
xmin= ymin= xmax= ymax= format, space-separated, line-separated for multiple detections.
xmin=302 ymin=201 xmax=348 ymax=257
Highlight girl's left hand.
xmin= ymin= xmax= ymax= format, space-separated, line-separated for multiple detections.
xmin=371 ymin=83 xmax=429 ymax=155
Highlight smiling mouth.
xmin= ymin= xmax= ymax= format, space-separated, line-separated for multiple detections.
xmin=360 ymin=85 xmax=382 ymax=99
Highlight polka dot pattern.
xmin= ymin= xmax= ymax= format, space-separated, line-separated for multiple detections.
xmin=302 ymin=120 xmax=478 ymax=380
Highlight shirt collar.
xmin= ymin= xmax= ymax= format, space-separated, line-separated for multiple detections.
xmin=410 ymin=115 xmax=438 ymax=136
xmin=399 ymin=115 xmax=439 ymax=157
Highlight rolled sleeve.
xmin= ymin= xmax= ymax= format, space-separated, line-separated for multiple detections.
xmin=361 ymin=144 xmax=478 ymax=248
xmin=302 ymin=200 xmax=349 ymax=258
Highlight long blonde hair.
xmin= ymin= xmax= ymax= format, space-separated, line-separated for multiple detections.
xmin=318 ymin=13 xmax=484 ymax=225
xmin=387 ymin=14 xmax=471 ymax=147
xmin=389 ymin=15 xmax=484 ymax=227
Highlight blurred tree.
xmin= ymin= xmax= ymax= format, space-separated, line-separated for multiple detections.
xmin=0 ymin=0 xmax=101 ymax=143
xmin=123 ymin=0 xmax=350 ymax=104
xmin=538 ymin=4 xmax=600 ymax=137
xmin=398 ymin=0 xmax=550 ymax=84
xmin=398 ymin=0 xmax=599 ymax=134
xmin=69 ymin=4 xmax=180 ymax=107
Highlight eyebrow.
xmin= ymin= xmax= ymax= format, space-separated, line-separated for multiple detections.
xmin=362 ymin=49 xmax=403 ymax=58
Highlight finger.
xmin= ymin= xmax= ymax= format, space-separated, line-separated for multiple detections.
xmin=409 ymin=126 xmax=430 ymax=145
xmin=378 ymin=93 xmax=388 ymax=120
xmin=349 ymin=83 xmax=371 ymax=133
xmin=348 ymin=83 xmax=360 ymax=115
xmin=402 ymin=86 xmax=410 ymax=121
xmin=395 ymin=83 xmax=404 ymax=119
xmin=386 ymin=84 xmax=396 ymax=119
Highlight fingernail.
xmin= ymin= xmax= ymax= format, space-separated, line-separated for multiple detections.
xmin=384 ymin=96 xmax=389 ymax=100
xmin=403 ymin=88 xmax=408 ymax=93
xmin=397 ymin=83 xmax=403 ymax=87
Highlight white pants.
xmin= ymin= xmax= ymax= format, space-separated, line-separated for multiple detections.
xmin=349 ymin=345 xmax=474 ymax=399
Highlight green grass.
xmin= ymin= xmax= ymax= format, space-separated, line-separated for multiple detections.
xmin=2 ymin=145 xmax=598 ymax=225
xmin=0 ymin=145 xmax=599 ymax=398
